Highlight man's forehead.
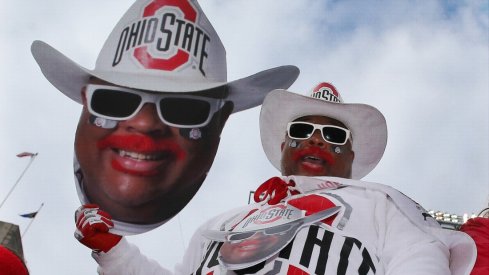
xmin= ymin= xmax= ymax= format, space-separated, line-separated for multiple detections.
xmin=87 ymin=77 xmax=228 ymax=99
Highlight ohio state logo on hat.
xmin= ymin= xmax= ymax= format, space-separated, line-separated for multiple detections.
xmin=95 ymin=0 xmax=227 ymax=84
xmin=310 ymin=82 xmax=343 ymax=103
xmin=112 ymin=0 xmax=210 ymax=74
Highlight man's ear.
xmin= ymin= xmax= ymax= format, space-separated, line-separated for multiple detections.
xmin=281 ymin=141 xmax=285 ymax=151
xmin=81 ymin=87 xmax=87 ymax=106
xmin=217 ymin=101 xmax=234 ymax=129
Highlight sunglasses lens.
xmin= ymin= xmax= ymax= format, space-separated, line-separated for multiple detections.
xmin=322 ymin=127 xmax=347 ymax=144
xmin=289 ymin=123 xmax=314 ymax=139
xmin=160 ymin=98 xmax=211 ymax=126
xmin=228 ymin=231 xmax=255 ymax=242
xmin=91 ymin=89 xmax=142 ymax=118
xmin=264 ymin=224 xmax=293 ymax=235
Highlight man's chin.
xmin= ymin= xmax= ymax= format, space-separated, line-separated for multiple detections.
xmin=100 ymin=176 xmax=170 ymax=207
xmin=106 ymin=191 xmax=158 ymax=209
xmin=298 ymin=163 xmax=329 ymax=176
xmin=110 ymin=159 xmax=167 ymax=177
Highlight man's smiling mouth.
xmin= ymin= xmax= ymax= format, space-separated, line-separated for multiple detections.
xmin=292 ymin=147 xmax=335 ymax=167
xmin=98 ymin=134 xmax=187 ymax=162
xmin=115 ymin=149 xmax=166 ymax=161
xmin=303 ymin=155 xmax=325 ymax=163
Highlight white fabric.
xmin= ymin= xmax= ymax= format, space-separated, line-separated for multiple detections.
xmin=93 ymin=176 xmax=476 ymax=275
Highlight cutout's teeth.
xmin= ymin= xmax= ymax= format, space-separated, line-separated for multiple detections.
xmin=305 ymin=156 xmax=320 ymax=161
xmin=117 ymin=150 xmax=162 ymax=161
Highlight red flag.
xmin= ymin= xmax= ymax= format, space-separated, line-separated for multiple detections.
xmin=16 ymin=152 xmax=37 ymax=158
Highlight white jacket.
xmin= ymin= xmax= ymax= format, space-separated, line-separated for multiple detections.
xmin=93 ymin=176 xmax=476 ymax=274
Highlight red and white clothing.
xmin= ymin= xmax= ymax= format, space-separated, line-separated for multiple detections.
xmin=93 ymin=176 xmax=476 ymax=275
xmin=460 ymin=218 xmax=489 ymax=274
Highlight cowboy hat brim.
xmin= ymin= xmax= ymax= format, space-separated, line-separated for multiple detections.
xmin=260 ymin=89 xmax=387 ymax=179
xmin=31 ymin=40 xmax=299 ymax=113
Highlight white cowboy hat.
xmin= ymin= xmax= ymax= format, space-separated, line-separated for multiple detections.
xmin=31 ymin=0 xmax=299 ymax=113
xmin=260 ymin=82 xmax=387 ymax=179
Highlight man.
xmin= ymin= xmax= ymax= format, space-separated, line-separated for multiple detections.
xmin=75 ymin=82 xmax=478 ymax=274
xmin=31 ymin=0 xmax=299 ymax=234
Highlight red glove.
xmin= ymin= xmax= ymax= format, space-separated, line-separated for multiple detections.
xmin=460 ymin=217 xmax=489 ymax=275
xmin=254 ymin=177 xmax=300 ymax=205
xmin=74 ymin=204 xmax=122 ymax=253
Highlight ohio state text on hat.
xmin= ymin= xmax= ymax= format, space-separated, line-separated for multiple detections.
xmin=31 ymin=0 xmax=299 ymax=113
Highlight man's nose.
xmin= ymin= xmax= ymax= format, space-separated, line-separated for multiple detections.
xmin=307 ymin=129 xmax=326 ymax=147
xmin=118 ymin=103 xmax=170 ymax=136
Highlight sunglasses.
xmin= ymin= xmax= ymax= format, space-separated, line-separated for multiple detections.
xmin=287 ymin=121 xmax=351 ymax=145
xmin=201 ymin=206 xmax=341 ymax=243
xmin=85 ymin=84 xmax=225 ymax=128
xmin=201 ymin=205 xmax=341 ymax=270
xmin=226 ymin=223 xmax=294 ymax=242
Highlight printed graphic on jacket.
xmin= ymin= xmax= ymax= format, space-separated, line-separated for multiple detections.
xmin=194 ymin=193 xmax=379 ymax=275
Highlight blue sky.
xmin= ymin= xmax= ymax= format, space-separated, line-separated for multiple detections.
xmin=0 ymin=0 xmax=487 ymax=273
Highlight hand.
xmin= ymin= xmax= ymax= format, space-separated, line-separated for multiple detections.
xmin=74 ymin=204 xmax=122 ymax=253
xmin=254 ymin=177 xmax=300 ymax=205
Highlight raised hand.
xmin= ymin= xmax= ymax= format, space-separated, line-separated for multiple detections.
xmin=74 ymin=204 xmax=122 ymax=253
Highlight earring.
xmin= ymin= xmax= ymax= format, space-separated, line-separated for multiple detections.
xmin=89 ymin=115 xmax=118 ymax=129
xmin=289 ymin=140 xmax=298 ymax=148
xmin=189 ymin=128 xmax=202 ymax=140
xmin=334 ymin=146 xmax=342 ymax=154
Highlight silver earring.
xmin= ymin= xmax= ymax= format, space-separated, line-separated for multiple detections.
xmin=289 ymin=140 xmax=298 ymax=148
xmin=90 ymin=115 xmax=118 ymax=129
xmin=189 ymin=128 xmax=202 ymax=140
xmin=334 ymin=146 xmax=342 ymax=154
xmin=94 ymin=117 xmax=106 ymax=127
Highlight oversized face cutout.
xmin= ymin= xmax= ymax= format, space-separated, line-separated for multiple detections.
xmin=74 ymin=80 xmax=232 ymax=234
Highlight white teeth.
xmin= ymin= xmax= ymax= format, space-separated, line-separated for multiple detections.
xmin=118 ymin=150 xmax=160 ymax=161
xmin=305 ymin=156 xmax=320 ymax=161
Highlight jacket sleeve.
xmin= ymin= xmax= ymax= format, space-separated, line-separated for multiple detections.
xmin=460 ymin=217 xmax=489 ymax=275
xmin=379 ymin=195 xmax=451 ymax=275
xmin=92 ymin=213 xmax=229 ymax=275
xmin=92 ymin=230 xmax=207 ymax=275
xmin=92 ymin=238 xmax=177 ymax=275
